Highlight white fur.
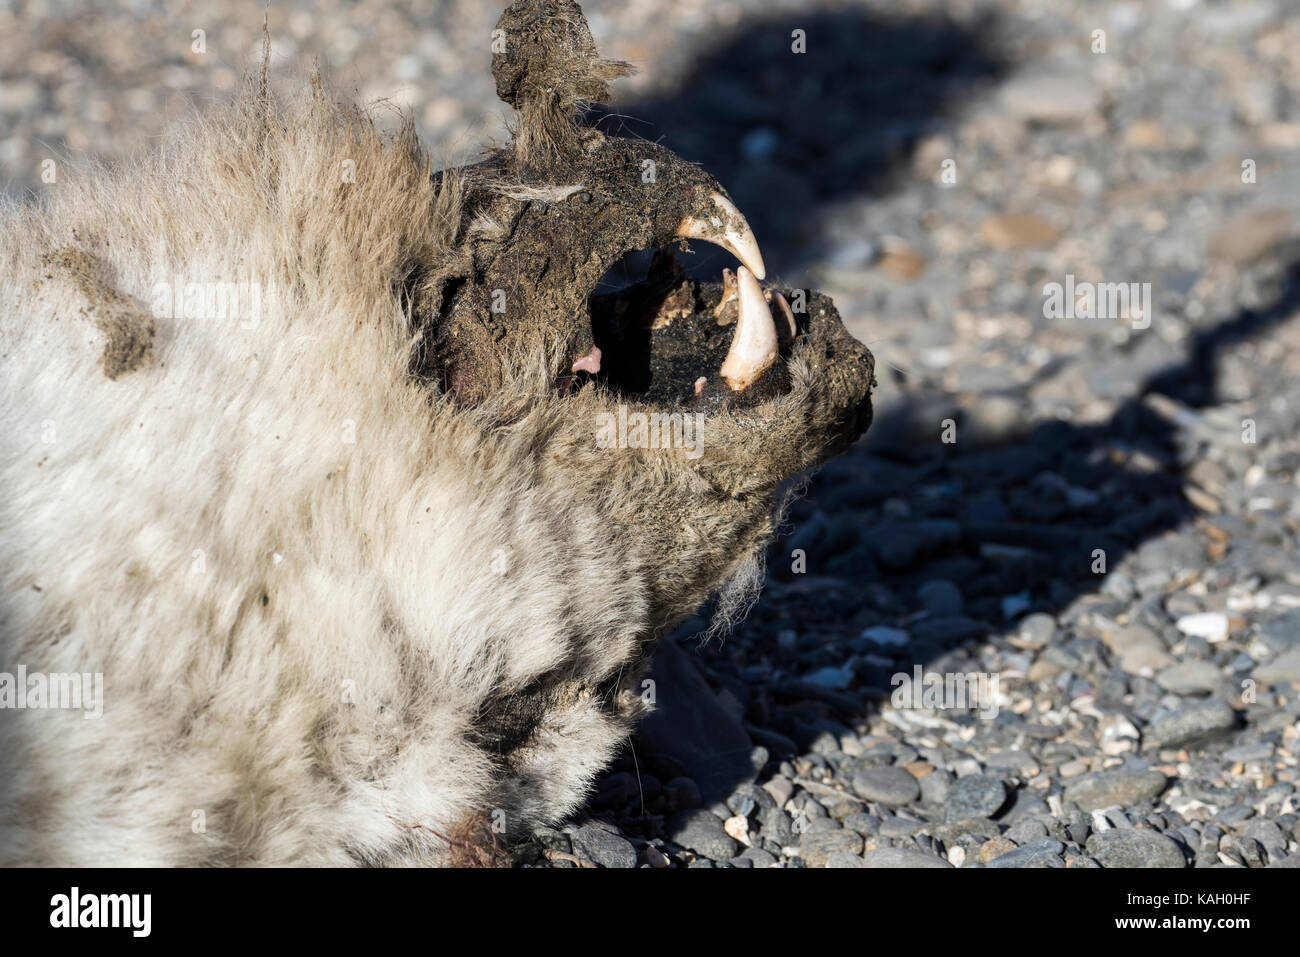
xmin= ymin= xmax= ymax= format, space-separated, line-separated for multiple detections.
xmin=0 ymin=92 xmax=661 ymax=865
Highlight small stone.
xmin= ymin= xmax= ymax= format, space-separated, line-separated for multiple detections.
xmin=986 ymin=838 xmax=1067 ymax=868
xmin=800 ymin=829 xmax=864 ymax=868
xmin=723 ymin=815 xmax=751 ymax=846
xmin=570 ymin=824 xmax=637 ymax=869
xmin=861 ymin=847 xmax=952 ymax=868
xmin=1014 ymin=613 xmax=1056 ymax=649
xmin=1086 ymin=829 xmax=1187 ymax=868
xmin=642 ymin=845 xmax=671 ymax=868
xmin=978 ymin=836 xmax=1017 ymax=863
xmin=1099 ymin=714 xmax=1142 ymax=755
xmin=1107 ymin=625 xmax=1172 ymax=673
xmin=851 ymin=766 xmax=922 ymax=807
xmin=739 ymin=847 xmax=778 ymax=868
xmin=1065 ymin=769 xmax=1168 ymax=811
xmin=946 ymin=775 xmax=1009 ymax=820
xmin=919 ymin=769 xmax=952 ymax=805
xmin=1175 ymin=612 xmax=1231 ymax=643
xmin=983 ymin=751 xmax=1040 ymax=775
xmin=1156 ymin=661 xmax=1223 ymax=695
xmin=979 ymin=213 xmax=1061 ymax=250
xmin=1005 ymin=818 xmax=1050 ymax=844
xmin=666 ymin=809 xmax=740 ymax=860
xmin=1255 ymin=648 xmax=1300 ymax=685
xmin=531 ymin=827 xmax=571 ymax=853
xmin=762 ymin=776 xmax=794 ymax=807
xmin=1000 ymin=70 xmax=1102 ymax=125
xmin=1147 ymin=699 xmax=1237 ymax=748
xmin=824 ymin=851 xmax=867 ymax=868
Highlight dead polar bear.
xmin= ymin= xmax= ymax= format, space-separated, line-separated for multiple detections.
xmin=0 ymin=0 xmax=874 ymax=865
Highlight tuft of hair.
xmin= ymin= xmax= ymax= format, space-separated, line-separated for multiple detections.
xmin=491 ymin=0 xmax=633 ymax=170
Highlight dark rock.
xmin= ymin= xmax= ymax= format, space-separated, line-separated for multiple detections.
xmin=666 ymin=809 xmax=740 ymax=860
xmin=571 ymin=824 xmax=637 ymax=869
xmin=946 ymin=775 xmax=1009 ymax=820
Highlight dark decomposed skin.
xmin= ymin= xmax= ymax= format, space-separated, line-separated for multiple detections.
xmin=417 ymin=0 xmax=873 ymax=427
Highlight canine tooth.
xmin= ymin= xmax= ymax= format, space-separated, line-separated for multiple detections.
xmin=720 ymin=267 xmax=778 ymax=391
xmin=676 ymin=193 xmax=766 ymax=280
xmin=772 ymin=291 xmax=796 ymax=339
xmin=694 ymin=376 xmax=707 ymax=395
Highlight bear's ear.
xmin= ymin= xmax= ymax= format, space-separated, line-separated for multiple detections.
xmin=491 ymin=0 xmax=632 ymax=171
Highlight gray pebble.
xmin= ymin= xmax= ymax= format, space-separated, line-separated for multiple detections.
xmin=861 ymin=847 xmax=953 ymax=868
xmin=824 ymin=851 xmax=867 ymax=868
xmin=986 ymin=838 xmax=1066 ymax=868
xmin=1064 ymin=769 xmax=1168 ymax=811
xmin=666 ymin=809 xmax=740 ymax=860
xmin=570 ymin=824 xmax=637 ymax=869
xmin=851 ymin=766 xmax=921 ymax=806
xmin=1256 ymin=648 xmax=1300 ymax=685
xmin=946 ymin=775 xmax=1008 ymax=820
xmin=1147 ymin=699 xmax=1237 ymax=747
xmin=739 ymin=847 xmax=779 ymax=867
xmin=800 ymin=829 xmax=865 ymax=868
xmin=1155 ymin=660 xmax=1224 ymax=695
xmin=1086 ymin=829 xmax=1187 ymax=868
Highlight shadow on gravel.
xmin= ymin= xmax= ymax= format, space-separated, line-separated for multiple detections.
xmin=590 ymin=7 xmax=1007 ymax=278
xmin=572 ymin=2 xmax=1299 ymax=858
xmin=585 ymin=252 xmax=1300 ymax=838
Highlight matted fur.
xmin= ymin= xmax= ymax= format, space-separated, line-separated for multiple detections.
xmin=0 ymin=28 xmax=872 ymax=863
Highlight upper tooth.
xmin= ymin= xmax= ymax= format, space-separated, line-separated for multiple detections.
xmin=720 ymin=266 xmax=778 ymax=391
xmin=676 ymin=192 xmax=766 ymax=280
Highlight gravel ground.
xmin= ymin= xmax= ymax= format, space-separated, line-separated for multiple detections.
xmin=6 ymin=0 xmax=1300 ymax=868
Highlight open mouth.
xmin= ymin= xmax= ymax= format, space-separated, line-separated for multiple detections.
xmin=562 ymin=196 xmax=800 ymax=410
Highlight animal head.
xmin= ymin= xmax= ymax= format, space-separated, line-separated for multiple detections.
xmin=420 ymin=0 xmax=875 ymax=503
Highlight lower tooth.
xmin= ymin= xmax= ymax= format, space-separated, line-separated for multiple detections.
xmin=719 ymin=266 xmax=778 ymax=390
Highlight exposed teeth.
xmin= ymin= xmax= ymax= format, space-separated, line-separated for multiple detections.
xmin=772 ymin=291 xmax=796 ymax=340
xmin=720 ymin=266 xmax=778 ymax=391
xmin=676 ymin=192 xmax=766 ymax=280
